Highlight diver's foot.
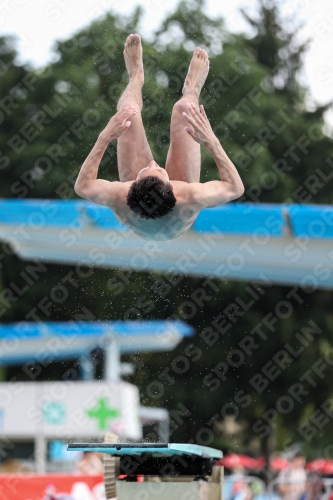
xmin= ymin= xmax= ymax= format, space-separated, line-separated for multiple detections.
xmin=123 ymin=33 xmax=144 ymax=85
xmin=183 ymin=47 xmax=210 ymax=97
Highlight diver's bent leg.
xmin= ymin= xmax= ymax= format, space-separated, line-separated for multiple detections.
xmin=165 ymin=47 xmax=209 ymax=183
xmin=117 ymin=34 xmax=153 ymax=182
xmin=165 ymin=92 xmax=201 ymax=183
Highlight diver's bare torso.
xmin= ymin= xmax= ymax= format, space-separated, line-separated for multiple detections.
xmin=110 ymin=181 xmax=198 ymax=240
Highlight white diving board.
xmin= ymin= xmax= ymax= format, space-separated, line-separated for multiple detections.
xmin=1 ymin=199 xmax=333 ymax=289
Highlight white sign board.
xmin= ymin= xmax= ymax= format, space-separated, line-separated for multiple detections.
xmin=0 ymin=381 xmax=142 ymax=439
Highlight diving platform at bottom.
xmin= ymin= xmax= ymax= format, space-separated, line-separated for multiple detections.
xmin=68 ymin=442 xmax=223 ymax=500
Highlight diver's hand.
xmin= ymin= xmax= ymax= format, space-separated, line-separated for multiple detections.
xmin=182 ymin=103 xmax=216 ymax=148
xmin=100 ymin=107 xmax=138 ymax=143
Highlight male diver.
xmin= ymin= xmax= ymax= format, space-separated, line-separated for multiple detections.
xmin=74 ymin=34 xmax=244 ymax=240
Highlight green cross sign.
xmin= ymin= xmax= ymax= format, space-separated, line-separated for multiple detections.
xmin=85 ymin=397 xmax=120 ymax=430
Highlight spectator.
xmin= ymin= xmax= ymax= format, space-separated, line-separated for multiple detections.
xmin=231 ymin=480 xmax=253 ymax=500
xmin=77 ymin=452 xmax=104 ymax=475
xmin=277 ymin=453 xmax=307 ymax=500
xmin=226 ymin=466 xmax=253 ymax=500
xmin=299 ymin=474 xmax=326 ymax=500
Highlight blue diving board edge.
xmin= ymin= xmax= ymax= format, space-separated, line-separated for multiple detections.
xmin=67 ymin=443 xmax=222 ymax=459
xmin=0 ymin=199 xmax=127 ymax=230
xmin=194 ymin=203 xmax=285 ymax=235
xmin=0 ymin=320 xmax=195 ymax=365
xmin=1 ymin=199 xmax=333 ymax=238
xmin=0 ymin=320 xmax=194 ymax=340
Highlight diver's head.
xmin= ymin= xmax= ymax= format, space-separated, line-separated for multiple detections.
xmin=127 ymin=161 xmax=176 ymax=219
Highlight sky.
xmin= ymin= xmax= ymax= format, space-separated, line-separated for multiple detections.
xmin=1 ymin=0 xmax=333 ymax=125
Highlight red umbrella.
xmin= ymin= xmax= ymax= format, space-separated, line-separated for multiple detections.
xmin=306 ymin=459 xmax=328 ymax=473
xmin=218 ymin=454 xmax=265 ymax=470
xmin=323 ymin=460 xmax=333 ymax=474
xmin=270 ymin=456 xmax=291 ymax=470
xmin=306 ymin=459 xmax=333 ymax=474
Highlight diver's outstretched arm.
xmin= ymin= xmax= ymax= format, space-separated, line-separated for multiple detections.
xmin=182 ymin=103 xmax=244 ymax=208
xmin=74 ymin=107 xmax=137 ymax=205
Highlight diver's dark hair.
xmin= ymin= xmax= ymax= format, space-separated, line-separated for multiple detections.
xmin=126 ymin=175 xmax=176 ymax=219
